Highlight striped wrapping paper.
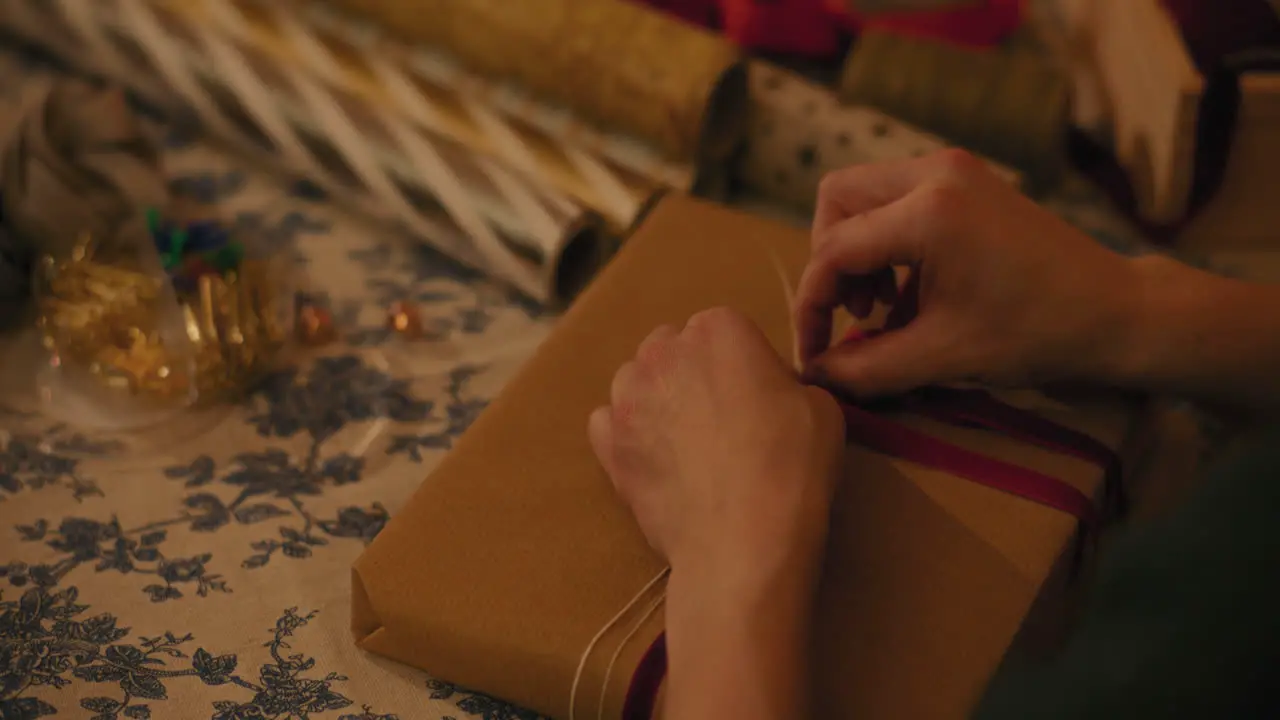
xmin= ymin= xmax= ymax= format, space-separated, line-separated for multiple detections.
xmin=219 ymin=0 xmax=681 ymax=232
xmin=310 ymin=0 xmax=744 ymax=202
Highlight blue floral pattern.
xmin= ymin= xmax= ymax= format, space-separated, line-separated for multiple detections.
xmin=0 ymin=583 xmax=397 ymax=720
xmin=0 ymin=422 xmax=121 ymax=501
xmin=426 ymin=681 xmax=544 ymax=720
xmin=1 ymin=109 xmax=550 ymax=718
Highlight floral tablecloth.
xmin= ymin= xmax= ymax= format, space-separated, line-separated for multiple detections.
xmin=0 ymin=45 xmax=1173 ymax=720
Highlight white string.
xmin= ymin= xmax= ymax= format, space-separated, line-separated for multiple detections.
xmin=568 ymin=566 xmax=670 ymax=720
xmin=595 ymin=589 xmax=668 ymax=720
xmin=753 ymin=236 xmax=802 ymax=371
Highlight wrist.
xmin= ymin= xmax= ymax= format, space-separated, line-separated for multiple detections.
xmin=664 ymin=518 xmax=825 ymax=650
xmin=671 ymin=511 xmax=829 ymax=612
xmin=1095 ymin=255 xmax=1250 ymax=389
xmin=663 ymin=554 xmax=820 ymax=718
xmin=666 ymin=544 xmax=823 ymax=628
xmin=1090 ymin=255 xmax=1189 ymax=387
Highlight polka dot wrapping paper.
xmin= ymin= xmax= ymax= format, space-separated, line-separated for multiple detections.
xmin=735 ymin=62 xmax=1021 ymax=213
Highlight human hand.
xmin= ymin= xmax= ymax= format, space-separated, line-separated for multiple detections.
xmin=587 ymin=307 xmax=845 ymax=593
xmin=796 ymin=149 xmax=1142 ymax=397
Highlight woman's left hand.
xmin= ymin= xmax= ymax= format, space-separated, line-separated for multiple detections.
xmin=588 ymin=306 xmax=846 ymax=594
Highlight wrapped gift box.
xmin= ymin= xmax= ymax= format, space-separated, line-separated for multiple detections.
xmin=351 ymin=194 xmax=1140 ymax=719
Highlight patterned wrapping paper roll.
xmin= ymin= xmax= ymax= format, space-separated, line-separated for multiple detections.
xmin=737 ymin=62 xmax=1021 ymax=213
xmin=0 ymin=0 xmax=613 ymax=305
xmin=320 ymin=0 xmax=750 ymax=166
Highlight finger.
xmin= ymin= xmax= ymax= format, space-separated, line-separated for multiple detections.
xmin=803 ymin=385 xmax=847 ymax=443
xmin=635 ymin=324 xmax=678 ymax=364
xmin=610 ymin=360 xmax=639 ymax=410
xmin=683 ymin=307 xmax=758 ymax=351
xmin=795 ymin=199 xmax=927 ymax=363
xmin=684 ymin=306 xmax=744 ymax=334
xmin=687 ymin=306 xmax=786 ymax=357
xmin=808 ymin=317 xmax=960 ymax=398
xmin=812 ymin=156 xmax=937 ymax=245
xmin=587 ymin=405 xmax=616 ymax=477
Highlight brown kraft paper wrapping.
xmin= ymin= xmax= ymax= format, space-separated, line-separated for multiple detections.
xmin=352 ymin=195 xmax=1137 ymax=719
xmin=740 ymin=63 xmax=1020 ymax=212
xmin=322 ymin=0 xmax=748 ymax=164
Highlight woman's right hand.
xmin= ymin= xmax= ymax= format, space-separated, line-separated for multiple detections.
xmin=794 ymin=149 xmax=1145 ymax=397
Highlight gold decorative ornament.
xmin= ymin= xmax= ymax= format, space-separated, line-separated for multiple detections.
xmin=295 ymin=300 xmax=337 ymax=347
xmin=386 ymin=300 xmax=425 ymax=339
xmin=38 ymin=233 xmax=289 ymax=406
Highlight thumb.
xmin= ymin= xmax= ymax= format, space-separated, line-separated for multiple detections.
xmin=803 ymin=385 xmax=848 ymax=444
xmin=808 ymin=320 xmax=958 ymax=398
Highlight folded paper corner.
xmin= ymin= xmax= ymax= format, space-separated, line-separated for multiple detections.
xmin=350 ymin=564 xmax=383 ymax=647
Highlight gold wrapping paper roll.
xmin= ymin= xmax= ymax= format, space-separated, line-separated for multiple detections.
xmin=739 ymin=62 xmax=1021 ymax=212
xmin=839 ymin=30 xmax=1070 ymax=193
xmin=323 ymin=0 xmax=749 ymax=163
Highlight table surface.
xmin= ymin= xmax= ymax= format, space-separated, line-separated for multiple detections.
xmin=0 ymin=57 xmax=1161 ymax=720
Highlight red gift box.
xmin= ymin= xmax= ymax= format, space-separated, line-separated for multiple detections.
xmin=720 ymin=0 xmax=846 ymax=56
xmin=831 ymin=0 xmax=1024 ymax=47
xmin=633 ymin=0 xmax=1021 ymax=56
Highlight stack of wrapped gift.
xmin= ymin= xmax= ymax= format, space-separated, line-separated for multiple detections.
xmin=350 ymin=194 xmax=1140 ymax=719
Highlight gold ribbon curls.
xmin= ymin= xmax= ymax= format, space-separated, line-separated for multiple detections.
xmin=37 ymin=231 xmax=291 ymax=409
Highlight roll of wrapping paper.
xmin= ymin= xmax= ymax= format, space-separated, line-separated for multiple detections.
xmin=263 ymin=0 xmax=672 ymax=231
xmin=0 ymin=0 xmax=612 ymax=305
xmin=738 ymin=62 xmax=1021 ymax=212
xmin=320 ymin=0 xmax=750 ymax=165
xmin=839 ymin=30 xmax=1070 ymax=193
xmin=828 ymin=0 xmax=1023 ymax=47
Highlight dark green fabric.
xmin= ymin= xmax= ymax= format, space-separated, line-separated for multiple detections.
xmin=974 ymin=424 xmax=1280 ymax=720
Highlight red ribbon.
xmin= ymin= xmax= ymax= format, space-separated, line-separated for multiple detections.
xmin=633 ymin=0 xmax=1022 ymax=57
xmin=823 ymin=324 xmax=1112 ymax=524
xmin=623 ymin=634 xmax=668 ymax=720
xmin=836 ymin=391 xmax=1098 ymax=522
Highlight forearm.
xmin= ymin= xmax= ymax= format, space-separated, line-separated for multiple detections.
xmin=1099 ymin=256 xmax=1280 ymax=413
xmin=661 ymin=561 xmax=820 ymax=720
